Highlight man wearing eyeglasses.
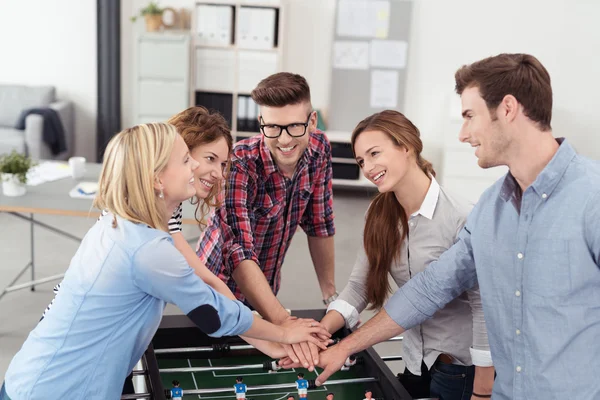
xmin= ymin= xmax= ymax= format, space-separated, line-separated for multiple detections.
xmin=197 ymin=72 xmax=337 ymax=370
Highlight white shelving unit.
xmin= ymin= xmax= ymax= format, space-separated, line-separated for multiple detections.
xmin=191 ymin=0 xmax=285 ymax=142
xmin=325 ymin=131 xmax=375 ymax=189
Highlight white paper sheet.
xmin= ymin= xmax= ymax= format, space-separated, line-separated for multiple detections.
xmin=26 ymin=161 xmax=71 ymax=186
xmin=370 ymin=69 xmax=398 ymax=108
xmin=370 ymin=40 xmax=408 ymax=69
xmin=333 ymin=41 xmax=369 ymax=70
xmin=337 ymin=0 xmax=390 ymax=38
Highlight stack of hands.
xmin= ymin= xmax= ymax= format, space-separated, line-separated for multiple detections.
xmin=269 ymin=316 xmax=349 ymax=387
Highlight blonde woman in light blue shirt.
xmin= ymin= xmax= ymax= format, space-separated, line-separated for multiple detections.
xmin=1 ymin=122 xmax=330 ymax=400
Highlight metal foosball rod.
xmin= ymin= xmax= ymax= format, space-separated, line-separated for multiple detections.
xmin=159 ymin=360 xmax=281 ymax=374
xmin=154 ymin=336 xmax=344 ymax=355
xmin=153 ymin=343 xmax=255 ymax=354
xmin=381 ymin=355 xmax=403 ymax=362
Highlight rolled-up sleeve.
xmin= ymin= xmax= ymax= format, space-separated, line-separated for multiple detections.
xmin=300 ymin=145 xmax=335 ymax=237
xmin=328 ymin=235 xmax=370 ymax=328
xmin=223 ymin=162 xmax=260 ymax=272
xmin=467 ymin=284 xmax=492 ymax=366
xmin=384 ymin=221 xmax=479 ymax=331
xmin=133 ymin=236 xmax=254 ymax=337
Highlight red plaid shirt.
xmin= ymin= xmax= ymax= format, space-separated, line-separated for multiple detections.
xmin=197 ymin=130 xmax=335 ymax=302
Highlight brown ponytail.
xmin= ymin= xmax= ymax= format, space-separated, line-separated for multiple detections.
xmin=351 ymin=110 xmax=435 ymax=309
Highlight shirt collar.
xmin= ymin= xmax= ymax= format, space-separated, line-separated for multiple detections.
xmin=411 ymin=176 xmax=440 ymax=220
xmin=259 ymin=131 xmax=317 ymax=177
xmin=500 ymin=137 xmax=575 ymax=202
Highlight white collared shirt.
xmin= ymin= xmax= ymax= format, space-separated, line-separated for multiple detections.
xmin=329 ymin=178 xmax=492 ymax=373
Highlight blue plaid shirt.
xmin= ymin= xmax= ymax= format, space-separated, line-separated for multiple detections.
xmin=385 ymin=138 xmax=600 ymax=400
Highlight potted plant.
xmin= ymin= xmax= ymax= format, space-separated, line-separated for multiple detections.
xmin=131 ymin=1 xmax=164 ymax=32
xmin=0 ymin=150 xmax=35 ymax=197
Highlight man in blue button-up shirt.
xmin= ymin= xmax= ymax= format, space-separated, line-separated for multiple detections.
xmin=314 ymin=53 xmax=600 ymax=400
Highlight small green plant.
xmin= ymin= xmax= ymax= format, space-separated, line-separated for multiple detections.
xmin=0 ymin=150 xmax=35 ymax=184
xmin=130 ymin=1 xmax=164 ymax=22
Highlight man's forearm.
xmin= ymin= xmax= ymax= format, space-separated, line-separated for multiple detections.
xmin=339 ymin=308 xmax=405 ymax=355
xmin=307 ymin=235 xmax=336 ymax=299
xmin=232 ymin=259 xmax=290 ymax=324
xmin=473 ymin=366 xmax=495 ymax=396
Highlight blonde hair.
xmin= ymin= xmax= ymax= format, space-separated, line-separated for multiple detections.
xmin=93 ymin=123 xmax=177 ymax=231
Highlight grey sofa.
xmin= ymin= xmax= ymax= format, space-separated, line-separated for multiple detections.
xmin=0 ymin=84 xmax=74 ymax=160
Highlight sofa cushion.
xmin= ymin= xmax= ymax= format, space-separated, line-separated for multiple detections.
xmin=0 ymin=127 xmax=26 ymax=155
xmin=0 ymin=85 xmax=56 ymax=128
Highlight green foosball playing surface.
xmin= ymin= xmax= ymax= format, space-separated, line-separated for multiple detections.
xmin=159 ymin=355 xmax=368 ymax=399
xmin=144 ymin=312 xmax=412 ymax=399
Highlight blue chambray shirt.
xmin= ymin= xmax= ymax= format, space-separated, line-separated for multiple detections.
xmin=5 ymin=213 xmax=254 ymax=400
xmin=385 ymin=138 xmax=600 ymax=400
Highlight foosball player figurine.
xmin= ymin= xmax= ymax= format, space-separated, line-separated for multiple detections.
xmin=326 ymin=392 xmax=334 ymax=399
xmin=287 ymin=396 xmax=296 ymax=400
xmin=170 ymin=380 xmax=183 ymax=400
xmin=363 ymin=389 xmax=373 ymax=400
xmin=296 ymin=372 xmax=309 ymax=398
xmin=341 ymin=354 xmax=357 ymax=371
xmin=234 ymin=376 xmax=247 ymax=400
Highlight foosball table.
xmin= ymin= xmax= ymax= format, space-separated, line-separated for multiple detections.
xmin=124 ymin=310 xmax=414 ymax=399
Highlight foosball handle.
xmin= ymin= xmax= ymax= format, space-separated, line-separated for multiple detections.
xmin=164 ymin=389 xmax=172 ymax=399
xmin=263 ymin=359 xmax=281 ymax=371
xmin=307 ymin=379 xmax=317 ymax=390
xmin=212 ymin=343 xmax=231 ymax=353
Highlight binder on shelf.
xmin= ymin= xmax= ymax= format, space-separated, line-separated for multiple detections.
xmin=195 ymin=92 xmax=233 ymax=127
xmin=247 ymin=97 xmax=259 ymax=133
xmin=237 ymin=96 xmax=248 ymax=132
xmin=237 ymin=7 xmax=277 ymax=50
xmin=195 ymin=4 xmax=233 ymax=46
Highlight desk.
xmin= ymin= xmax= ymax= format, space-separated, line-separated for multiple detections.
xmin=0 ymin=163 xmax=200 ymax=301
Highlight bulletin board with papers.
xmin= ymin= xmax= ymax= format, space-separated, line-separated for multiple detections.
xmin=328 ymin=0 xmax=413 ymax=132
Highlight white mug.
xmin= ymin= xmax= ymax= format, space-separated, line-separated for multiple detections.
xmin=69 ymin=157 xmax=86 ymax=179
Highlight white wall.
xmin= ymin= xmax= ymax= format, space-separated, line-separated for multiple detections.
xmin=122 ymin=0 xmax=600 ymax=160
xmin=404 ymin=0 xmax=600 ymax=161
xmin=0 ymin=0 xmax=97 ymax=160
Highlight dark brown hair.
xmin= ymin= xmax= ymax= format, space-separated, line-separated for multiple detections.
xmin=250 ymin=72 xmax=311 ymax=108
xmin=168 ymin=106 xmax=233 ymax=227
xmin=351 ymin=110 xmax=435 ymax=309
xmin=455 ymin=53 xmax=552 ymax=131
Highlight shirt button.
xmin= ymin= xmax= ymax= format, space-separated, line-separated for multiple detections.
xmin=516 ymin=329 xmax=521 ymax=335
xmin=542 ymin=193 xmax=548 ymax=199
xmin=517 ymin=253 xmax=524 ymax=259
xmin=515 ymin=290 xmax=521 ymax=297
xmin=516 ymin=366 xmax=522 ymax=372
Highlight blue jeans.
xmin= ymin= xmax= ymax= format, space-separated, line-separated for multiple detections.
xmin=0 ymin=382 xmax=11 ymax=400
xmin=430 ymin=361 xmax=475 ymax=400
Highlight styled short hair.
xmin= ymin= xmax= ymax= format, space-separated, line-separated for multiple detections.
xmin=455 ymin=53 xmax=552 ymax=131
xmin=251 ymin=72 xmax=311 ymax=108
xmin=94 ymin=122 xmax=177 ymax=232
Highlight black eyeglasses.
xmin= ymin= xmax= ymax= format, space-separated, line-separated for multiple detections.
xmin=259 ymin=112 xmax=313 ymax=139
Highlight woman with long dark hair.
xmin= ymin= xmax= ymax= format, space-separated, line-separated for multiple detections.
xmin=320 ymin=110 xmax=494 ymax=399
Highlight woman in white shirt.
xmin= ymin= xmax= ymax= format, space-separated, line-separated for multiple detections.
xmin=319 ymin=110 xmax=495 ymax=399
xmin=1 ymin=122 xmax=330 ymax=400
